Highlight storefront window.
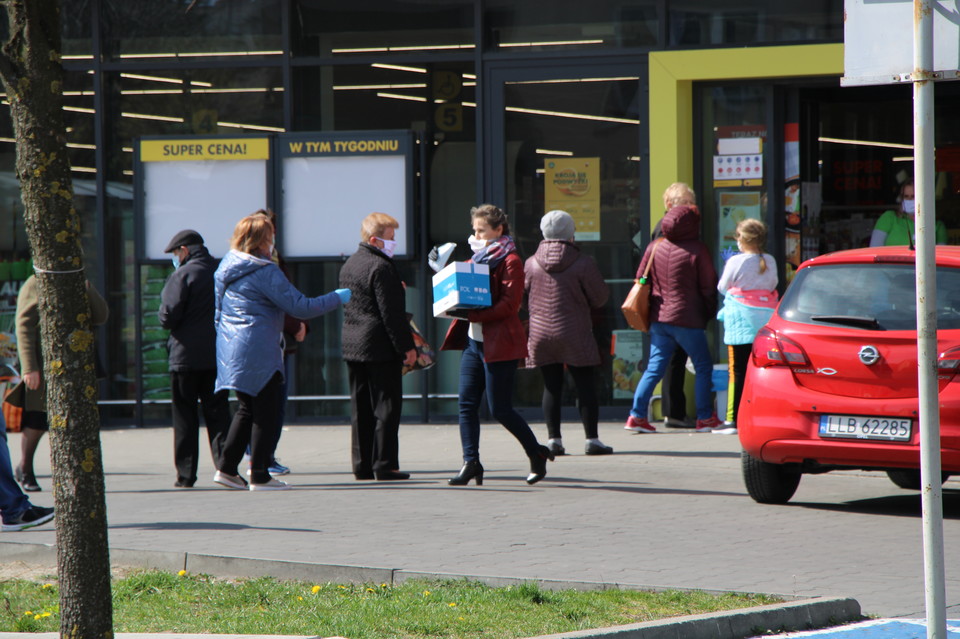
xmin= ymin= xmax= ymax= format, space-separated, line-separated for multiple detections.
xmin=62 ymin=0 xmax=94 ymax=59
xmin=668 ymin=0 xmax=841 ymax=46
xmin=102 ymin=0 xmax=283 ymax=61
xmin=292 ymin=0 xmax=474 ymax=57
xmin=99 ymin=67 xmax=284 ymax=418
xmin=486 ymin=0 xmax=658 ymax=50
xmin=500 ymin=74 xmax=644 ymax=409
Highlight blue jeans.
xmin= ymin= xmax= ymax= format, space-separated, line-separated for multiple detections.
xmin=630 ymin=322 xmax=714 ymax=421
xmin=0 ymin=414 xmax=30 ymax=523
xmin=458 ymin=338 xmax=539 ymax=462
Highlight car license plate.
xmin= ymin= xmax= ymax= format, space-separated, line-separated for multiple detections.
xmin=818 ymin=415 xmax=912 ymax=442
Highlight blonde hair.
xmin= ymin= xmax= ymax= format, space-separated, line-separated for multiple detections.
xmin=231 ymin=213 xmax=275 ymax=255
xmin=662 ymin=182 xmax=696 ymax=210
xmin=736 ymin=218 xmax=769 ymax=274
xmin=360 ymin=212 xmax=399 ymax=243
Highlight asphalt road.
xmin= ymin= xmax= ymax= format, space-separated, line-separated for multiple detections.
xmin=3 ymin=421 xmax=959 ymax=620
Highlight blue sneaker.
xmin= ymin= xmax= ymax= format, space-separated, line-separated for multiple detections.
xmin=268 ymin=459 xmax=290 ymax=476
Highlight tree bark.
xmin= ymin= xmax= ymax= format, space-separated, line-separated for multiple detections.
xmin=0 ymin=1 xmax=113 ymax=637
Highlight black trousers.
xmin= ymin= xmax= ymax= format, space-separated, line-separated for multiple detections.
xmin=660 ymin=346 xmax=688 ymax=421
xmin=219 ymin=372 xmax=283 ymax=484
xmin=347 ymin=360 xmax=403 ymax=475
xmin=171 ymin=370 xmax=230 ymax=485
xmin=729 ymin=344 xmax=752 ymax=423
xmin=540 ymin=363 xmax=599 ymax=440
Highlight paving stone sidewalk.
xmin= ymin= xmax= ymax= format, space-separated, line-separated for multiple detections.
xmin=2 ymin=421 xmax=958 ymax=623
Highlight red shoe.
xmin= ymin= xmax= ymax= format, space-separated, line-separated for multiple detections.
xmin=624 ymin=416 xmax=656 ymax=434
xmin=695 ymin=414 xmax=723 ymax=432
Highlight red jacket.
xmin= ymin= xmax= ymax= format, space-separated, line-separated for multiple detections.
xmin=441 ymin=252 xmax=528 ymax=362
xmin=636 ymin=205 xmax=717 ymax=329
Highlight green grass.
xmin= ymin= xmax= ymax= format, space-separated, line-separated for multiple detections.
xmin=0 ymin=569 xmax=781 ymax=638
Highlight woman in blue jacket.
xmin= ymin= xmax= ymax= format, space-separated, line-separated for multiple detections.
xmin=213 ymin=213 xmax=350 ymax=491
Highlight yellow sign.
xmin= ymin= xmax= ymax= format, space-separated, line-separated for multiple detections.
xmin=435 ymin=104 xmax=463 ymax=132
xmin=141 ymin=138 xmax=270 ymax=162
xmin=544 ymin=157 xmax=601 ymax=241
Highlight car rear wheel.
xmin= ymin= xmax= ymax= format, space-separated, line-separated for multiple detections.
xmin=886 ymin=469 xmax=949 ymax=490
xmin=741 ymin=450 xmax=802 ymax=504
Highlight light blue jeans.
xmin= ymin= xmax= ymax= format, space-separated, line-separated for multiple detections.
xmin=630 ymin=322 xmax=714 ymax=421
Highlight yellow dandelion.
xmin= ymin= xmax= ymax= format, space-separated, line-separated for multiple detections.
xmin=177 ymin=570 xmax=187 ymax=577
xmin=42 ymin=584 xmax=53 ymax=589
xmin=366 ymin=587 xmax=375 ymax=592
xmin=311 ymin=585 xmax=321 ymax=594
xmin=23 ymin=611 xmax=32 ymax=616
xmin=40 ymin=612 xmax=51 ymax=618
xmin=337 ymin=585 xmax=347 ymax=589
xmin=459 ymin=617 xmax=465 ymax=621
xmin=298 ymin=596 xmax=303 ymax=601
xmin=448 ymin=602 xmax=457 ymax=607
xmin=34 ymin=615 xmax=41 ymax=621
xmin=423 ymin=590 xmax=431 ymax=596
xmin=380 ymin=583 xmax=387 ymax=588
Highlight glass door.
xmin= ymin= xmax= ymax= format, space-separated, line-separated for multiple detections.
xmin=485 ymin=61 xmax=647 ymax=412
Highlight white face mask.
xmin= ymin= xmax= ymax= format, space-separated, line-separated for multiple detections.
xmin=902 ymin=199 xmax=916 ymax=215
xmin=468 ymin=235 xmax=488 ymax=253
xmin=378 ymin=238 xmax=397 ymax=258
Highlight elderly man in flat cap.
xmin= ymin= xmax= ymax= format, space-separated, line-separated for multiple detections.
xmin=159 ymin=229 xmax=231 ymax=487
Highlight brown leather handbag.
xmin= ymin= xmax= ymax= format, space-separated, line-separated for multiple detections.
xmin=621 ymin=240 xmax=662 ymax=332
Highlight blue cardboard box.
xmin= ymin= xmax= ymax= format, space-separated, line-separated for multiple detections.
xmin=432 ymin=261 xmax=491 ymax=318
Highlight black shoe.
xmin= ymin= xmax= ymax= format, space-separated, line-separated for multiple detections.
xmin=174 ymin=478 xmax=195 ymax=488
xmin=374 ymin=470 xmax=410 ymax=481
xmin=2 ymin=505 xmax=54 ymax=532
xmin=548 ymin=441 xmax=566 ymax=456
xmin=18 ymin=469 xmax=41 ymax=493
xmin=585 ymin=441 xmax=614 ymax=455
xmin=448 ymin=460 xmax=484 ymax=486
xmin=354 ymin=471 xmax=375 ymax=480
xmin=526 ymin=445 xmax=555 ymax=485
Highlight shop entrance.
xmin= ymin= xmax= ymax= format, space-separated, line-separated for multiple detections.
xmin=485 ymin=61 xmax=647 ymax=414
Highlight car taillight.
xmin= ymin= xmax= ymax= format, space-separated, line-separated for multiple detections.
xmin=751 ymin=326 xmax=811 ymax=368
xmin=937 ymin=346 xmax=960 ymax=384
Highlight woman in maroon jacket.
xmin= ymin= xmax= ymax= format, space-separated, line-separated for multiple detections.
xmin=441 ymin=204 xmax=554 ymax=486
xmin=525 ymin=210 xmax=611 ymax=456
xmin=624 ymin=204 xmax=721 ymax=434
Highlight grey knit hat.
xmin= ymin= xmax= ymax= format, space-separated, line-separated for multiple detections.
xmin=540 ymin=210 xmax=576 ymax=240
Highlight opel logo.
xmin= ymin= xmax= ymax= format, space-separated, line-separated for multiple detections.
xmin=858 ymin=345 xmax=881 ymax=366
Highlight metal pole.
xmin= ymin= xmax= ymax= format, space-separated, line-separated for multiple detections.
xmin=913 ymin=1 xmax=946 ymax=637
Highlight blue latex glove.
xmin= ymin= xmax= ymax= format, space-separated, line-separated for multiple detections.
xmin=335 ymin=288 xmax=352 ymax=304
xmin=720 ymin=246 xmax=740 ymax=262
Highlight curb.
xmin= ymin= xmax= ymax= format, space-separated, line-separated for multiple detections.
xmin=0 ymin=541 xmax=862 ymax=639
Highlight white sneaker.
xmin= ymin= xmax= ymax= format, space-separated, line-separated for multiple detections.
xmin=712 ymin=425 xmax=738 ymax=435
xmin=213 ymin=471 xmax=248 ymax=490
xmin=249 ymin=478 xmax=291 ymax=491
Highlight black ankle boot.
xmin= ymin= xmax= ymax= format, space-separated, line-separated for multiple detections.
xmin=526 ymin=445 xmax=555 ymax=485
xmin=448 ymin=460 xmax=484 ymax=486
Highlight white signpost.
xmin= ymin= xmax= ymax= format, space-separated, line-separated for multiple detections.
xmin=843 ymin=2 xmax=959 ymax=637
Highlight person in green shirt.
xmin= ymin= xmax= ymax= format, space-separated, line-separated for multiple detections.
xmin=869 ymin=180 xmax=947 ymax=247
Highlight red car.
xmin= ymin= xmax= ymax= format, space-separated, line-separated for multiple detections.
xmin=738 ymin=246 xmax=960 ymax=504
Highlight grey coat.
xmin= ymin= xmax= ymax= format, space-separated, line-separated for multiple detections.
xmin=524 ymin=240 xmax=609 ymax=368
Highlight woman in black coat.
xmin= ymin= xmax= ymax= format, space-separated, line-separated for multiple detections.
xmin=339 ymin=212 xmax=416 ymax=480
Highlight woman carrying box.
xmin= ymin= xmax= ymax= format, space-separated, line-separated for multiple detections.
xmin=441 ymin=204 xmax=554 ymax=486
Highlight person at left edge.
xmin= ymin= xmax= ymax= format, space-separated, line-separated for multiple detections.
xmin=213 ymin=213 xmax=349 ymax=491
xmin=159 ymin=229 xmax=231 ymax=488
xmin=15 ymin=274 xmax=108 ymax=493
xmin=0 ymin=411 xmax=54 ymax=532
xmin=339 ymin=212 xmax=416 ymax=481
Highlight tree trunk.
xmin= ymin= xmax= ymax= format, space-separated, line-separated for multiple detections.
xmin=0 ymin=1 xmax=113 ymax=637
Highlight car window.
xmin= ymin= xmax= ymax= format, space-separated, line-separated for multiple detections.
xmin=779 ymin=263 xmax=960 ymax=330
